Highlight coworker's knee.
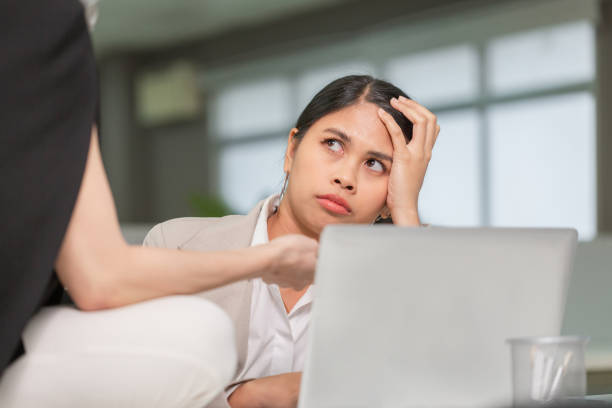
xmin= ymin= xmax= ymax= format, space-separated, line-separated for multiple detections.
xmin=10 ymin=296 xmax=238 ymax=408
xmin=152 ymin=296 xmax=237 ymax=382
xmin=25 ymin=296 xmax=237 ymax=381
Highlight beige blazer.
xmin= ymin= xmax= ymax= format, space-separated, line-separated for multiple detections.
xmin=142 ymin=200 xmax=265 ymax=408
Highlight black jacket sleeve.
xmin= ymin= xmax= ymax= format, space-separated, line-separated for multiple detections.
xmin=0 ymin=0 xmax=98 ymax=372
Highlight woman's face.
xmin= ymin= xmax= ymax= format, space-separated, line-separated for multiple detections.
xmin=283 ymin=101 xmax=394 ymax=237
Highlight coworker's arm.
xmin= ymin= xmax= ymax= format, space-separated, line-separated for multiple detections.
xmin=228 ymin=373 xmax=301 ymax=408
xmin=55 ymin=128 xmax=317 ymax=311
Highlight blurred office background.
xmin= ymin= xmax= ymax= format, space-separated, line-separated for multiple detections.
xmin=90 ymin=0 xmax=612 ymax=393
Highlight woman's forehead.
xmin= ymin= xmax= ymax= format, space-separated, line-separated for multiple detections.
xmin=312 ymin=103 xmax=394 ymax=151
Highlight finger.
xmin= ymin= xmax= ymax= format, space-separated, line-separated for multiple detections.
xmin=389 ymin=97 xmax=427 ymax=154
xmin=377 ymin=107 xmax=409 ymax=153
xmin=432 ymin=124 xmax=440 ymax=150
xmin=423 ymin=119 xmax=436 ymax=156
xmin=397 ymin=96 xmax=437 ymax=123
xmin=395 ymin=96 xmax=438 ymax=154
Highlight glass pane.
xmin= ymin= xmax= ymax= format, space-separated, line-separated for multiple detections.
xmin=296 ymin=61 xmax=376 ymax=113
xmin=213 ymin=78 xmax=292 ymax=139
xmin=487 ymin=92 xmax=596 ymax=240
xmin=384 ymin=45 xmax=479 ymax=107
xmin=418 ymin=109 xmax=481 ymax=226
xmin=220 ymin=137 xmax=287 ymax=213
xmin=487 ymin=21 xmax=595 ymax=96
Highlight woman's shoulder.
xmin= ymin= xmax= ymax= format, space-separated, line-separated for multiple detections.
xmin=143 ymin=200 xmax=266 ymax=250
xmin=143 ymin=214 xmax=245 ymax=248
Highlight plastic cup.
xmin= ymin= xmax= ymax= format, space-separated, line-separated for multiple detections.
xmin=507 ymin=336 xmax=589 ymax=406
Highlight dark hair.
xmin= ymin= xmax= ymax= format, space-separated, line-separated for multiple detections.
xmin=293 ymin=75 xmax=413 ymax=144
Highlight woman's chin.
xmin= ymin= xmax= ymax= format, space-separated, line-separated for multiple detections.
xmin=314 ymin=214 xmax=352 ymax=232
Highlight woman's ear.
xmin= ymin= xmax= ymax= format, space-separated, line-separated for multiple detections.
xmin=283 ymin=128 xmax=300 ymax=173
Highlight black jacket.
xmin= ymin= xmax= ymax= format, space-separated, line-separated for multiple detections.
xmin=0 ymin=0 xmax=97 ymax=372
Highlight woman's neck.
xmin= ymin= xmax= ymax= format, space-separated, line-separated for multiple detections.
xmin=267 ymin=198 xmax=316 ymax=313
xmin=267 ymin=198 xmax=318 ymax=242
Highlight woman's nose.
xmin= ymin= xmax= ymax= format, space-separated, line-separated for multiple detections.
xmin=334 ymin=177 xmax=354 ymax=191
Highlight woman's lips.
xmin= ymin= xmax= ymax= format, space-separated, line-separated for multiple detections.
xmin=316 ymin=194 xmax=352 ymax=215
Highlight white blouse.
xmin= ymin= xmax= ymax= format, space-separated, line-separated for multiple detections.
xmin=226 ymin=195 xmax=313 ymax=398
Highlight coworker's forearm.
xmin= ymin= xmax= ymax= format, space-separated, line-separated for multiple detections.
xmin=101 ymin=245 xmax=271 ymax=309
xmin=56 ymin=127 xmax=271 ymax=310
xmin=57 ymin=128 xmax=315 ymax=311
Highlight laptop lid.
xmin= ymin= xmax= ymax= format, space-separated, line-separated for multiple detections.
xmin=299 ymin=226 xmax=577 ymax=408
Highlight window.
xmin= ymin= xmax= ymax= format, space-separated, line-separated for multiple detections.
xmin=487 ymin=93 xmax=596 ymax=239
xmin=213 ymin=78 xmax=292 ymax=140
xmin=418 ymin=109 xmax=482 ymax=226
xmin=219 ymin=137 xmax=287 ymax=214
xmin=385 ymin=45 xmax=479 ymax=106
xmin=212 ymin=77 xmax=293 ymax=213
xmin=486 ymin=21 xmax=595 ymax=96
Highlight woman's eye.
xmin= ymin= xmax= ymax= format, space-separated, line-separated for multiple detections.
xmin=365 ymin=159 xmax=385 ymax=172
xmin=325 ymin=139 xmax=342 ymax=152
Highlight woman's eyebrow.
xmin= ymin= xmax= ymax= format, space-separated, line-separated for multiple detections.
xmin=324 ymin=128 xmax=392 ymax=163
xmin=367 ymin=151 xmax=393 ymax=163
xmin=324 ymin=128 xmax=351 ymax=144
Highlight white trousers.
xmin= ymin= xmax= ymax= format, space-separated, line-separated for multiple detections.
xmin=0 ymin=296 xmax=237 ymax=408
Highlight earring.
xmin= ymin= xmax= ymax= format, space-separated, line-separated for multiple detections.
xmin=279 ymin=173 xmax=289 ymax=202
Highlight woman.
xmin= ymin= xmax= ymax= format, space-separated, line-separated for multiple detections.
xmin=0 ymin=1 xmax=316 ymax=407
xmin=144 ymin=75 xmax=440 ymax=408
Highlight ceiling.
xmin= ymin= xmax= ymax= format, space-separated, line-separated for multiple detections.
xmin=91 ymin=0 xmax=350 ymax=55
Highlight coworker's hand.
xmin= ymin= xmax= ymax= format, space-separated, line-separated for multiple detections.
xmin=262 ymin=235 xmax=317 ymax=289
xmin=377 ymin=96 xmax=440 ymax=226
xmin=228 ymin=372 xmax=302 ymax=408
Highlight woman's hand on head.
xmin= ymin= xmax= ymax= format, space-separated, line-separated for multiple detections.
xmin=377 ymin=97 xmax=440 ymax=226
xmin=261 ymin=235 xmax=318 ymax=289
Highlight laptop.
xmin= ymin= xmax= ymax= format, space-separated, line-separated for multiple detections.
xmin=298 ymin=226 xmax=577 ymax=408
